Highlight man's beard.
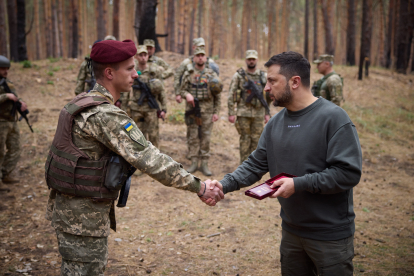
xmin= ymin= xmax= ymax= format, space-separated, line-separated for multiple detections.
xmin=197 ymin=61 xmax=205 ymax=67
xmin=273 ymin=83 xmax=292 ymax=107
xmin=247 ymin=63 xmax=256 ymax=69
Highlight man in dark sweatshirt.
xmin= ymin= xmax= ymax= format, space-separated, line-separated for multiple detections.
xmin=205 ymin=51 xmax=362 ymax=275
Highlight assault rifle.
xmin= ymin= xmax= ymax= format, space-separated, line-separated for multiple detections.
xmin=133 ymin=77 xmax=164 ymax=121
xmin=185 ymin=98 xmax=202 ymax=139
xmin=237 ymin=68 xmax=270 ymax=115
xmin=0 ymin=78 xmax=34 ymax=132
xmin=85 ymin=77 xmax=96 ymax=92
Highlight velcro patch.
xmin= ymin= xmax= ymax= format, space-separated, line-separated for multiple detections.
xmin=123 ymin=122 xmax=148 ymax=148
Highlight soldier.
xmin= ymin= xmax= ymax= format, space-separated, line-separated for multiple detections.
xmin=143 ymin=39 xmax=174 ymax=80
xmin=175 ymin=38 xmax=220 ymax=160
xmin=228 ymin=50 xmax=272 ymax=164
xmin=312 ymin=54 xmax=344 ymax=106
xmin=74 ymin=35 xmax=117 ymax=95
xmin=174 ymin=37 xmax=219 ymax=101
xmin=0 ymin=55 xmax=28 ymax=185
xmin=45 ymin=39 xmax=223 ymax=276
xmin=124 ymin=45 xmax=166 ymax=148
xmin=179 ymin=47 xmax=223 ymax=176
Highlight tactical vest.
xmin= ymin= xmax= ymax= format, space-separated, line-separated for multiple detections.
xmin=235 ymin=71 xmax=266 ymax=108
xmin=44 ymin=92 xmax=118 ymax=200
xmin=189 ymin=68 xmax=210 ymax=101
xmin=311 ymin=72 xmax=343 ymax=97
xmin=0 ymin=79 xmax=17 ymax=121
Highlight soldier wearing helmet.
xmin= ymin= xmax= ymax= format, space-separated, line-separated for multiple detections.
xmin=0 ymin=55 xmax=28 ymax=185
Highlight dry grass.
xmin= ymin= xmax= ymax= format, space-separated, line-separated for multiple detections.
xmin=0 ymin=54 xmax=413 ymax=275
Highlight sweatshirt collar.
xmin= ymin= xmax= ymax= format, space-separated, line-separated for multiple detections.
xmin=286 ymin=97 xmax=324 ymax=117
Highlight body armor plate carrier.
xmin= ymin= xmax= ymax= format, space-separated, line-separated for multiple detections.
xmin=45 ymin=92 xmax=118 ymax=200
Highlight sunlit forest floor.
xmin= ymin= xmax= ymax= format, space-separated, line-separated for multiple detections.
xmin=0 ymin=52 xmax=413 ymax=276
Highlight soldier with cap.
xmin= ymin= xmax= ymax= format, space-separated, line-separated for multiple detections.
xmin=74 ymin=35 xmax=117 ymax=95
xmin=174 ymin=37 xmax=219 ymax=101
xmin=123 ymin=45 xmax=166 ymax=148
xmin=179 ymin=47 xmax=223 ymax=176
xmin=45 ymin=39 xmax=224 ymax=275
xmin=312 ymin=54 xmax=344 ymax=106
xmin=0 ymin=55 xmax=28 ymax=186
xmin=228 ymin=50 xmax=272 ymax=163
xmin=143 ymin=39 xmax=174 ymax=80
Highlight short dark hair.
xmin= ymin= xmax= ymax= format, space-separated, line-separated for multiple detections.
xmin=91 ymin=60 xmax=119 ymax=80
xmin=264 ymin=51 xmax=311 ymax=87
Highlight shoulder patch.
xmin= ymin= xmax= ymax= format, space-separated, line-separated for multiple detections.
xmin=123 ymin=122 xmax=148 ymax=147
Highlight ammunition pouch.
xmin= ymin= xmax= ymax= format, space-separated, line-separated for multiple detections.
xmin=104 ymin=155 xmax=135 ymax=191
xmin=209 ymin=77 xmax=223 ymax=96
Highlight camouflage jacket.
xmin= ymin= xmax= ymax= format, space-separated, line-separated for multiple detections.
xmin=0 ymin=78 xmax=19 ymax=122
xmin=174 ymin=57 xmax=218 ymax=94
xmin=148 ymin=55 xmax=173 ymax=80
xmin=46 ymin=83 xmax=201 ymax=237
xmin=228 ymin=69 xmax=272 ymax=117
xmin=180 ymin=67 xmax=221 ymax=115
xmin=74 ymin=57 xmax=93 ymax=95
xmin=122 ymin=62 xmax=167 ymax=113
xmin=312 ymin=71 xmax=343 ymax=106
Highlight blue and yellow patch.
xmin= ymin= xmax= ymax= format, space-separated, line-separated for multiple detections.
xmin=124 ymin=122 xmax=133 ymax=132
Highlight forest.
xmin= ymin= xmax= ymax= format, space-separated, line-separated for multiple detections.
xmin=1 ymin=0 xmax=414 ymax=75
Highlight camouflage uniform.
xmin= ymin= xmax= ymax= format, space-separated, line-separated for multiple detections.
xmin=0 ymin=79 xmax=22 ymax=180
xmin=74 ymin=57 xmax=93 ymax=95
xmin=122 ymin=56 xmax=166 ymax=148
xmin=46 ymin=83 xmax=200 ymax=275
xmin=148 ymin=55 xmax=173 ymax=80
xmin=228 ymin=51 xmax=272 ymax=163
xmin=312 ymin=54 xmax=344 ymax=106
xmin=180 ymin=65 xmax=221 ymax=163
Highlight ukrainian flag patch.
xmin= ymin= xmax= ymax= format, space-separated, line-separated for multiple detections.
xmin=124 ymin=122 xmax=133 ymax=132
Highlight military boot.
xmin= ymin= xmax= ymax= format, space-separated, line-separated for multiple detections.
xmin=199 ymin=160 xmax=212 ymax=176
xmin=2 ymin=175 xmax=19 ymax=184
xmin=187 ymin=158 xmax=198 ymax=173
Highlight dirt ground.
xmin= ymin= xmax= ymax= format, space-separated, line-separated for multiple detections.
xmin=0 ymin=52 xmax=413 ymax=276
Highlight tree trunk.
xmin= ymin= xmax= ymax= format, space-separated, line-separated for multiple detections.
xmin=321 ymin=0 xmax=335 ymax=55
xmin=313 ymin=0 xmax=318 ymax=59
xmin=241 ymin=0 xmax=249 ymax=57
xmin=167 ymin=0 xmax=175 ymax=52
xmin=51 ymin=0 xmax=58 ymax=57
xmin=57 ymin=0 xmax=63 ymax=57
xmin=188 ymin=0 xmax=197 ymax=55
xmin=197 ymin=0 xmax=203 ymax=38
xmin=231 ymin=0 xmax=237 ymax=58
xmin=395 ymin=0 xmax=414 ymax=73
xmin=280 ymin=0 xmax=289 ymax=52
xmin=358 ymin=0 xmax=373 ymax=80
xmin=304 ymin=0 xmax=309 ymax=59
xmin=71 ymin=0 xmax=78 ymax=58
xmin=113 ymin=0 xmax=120 ymax=40
xmin=139 ymin=0 xmax=162 ymax=52
xmin=0 ymin=0 xmax=7 ymax=57
xmin=346 ymin=0 xmax=356 ymax=65
xmin=96 ymin=0 xmax=106 ymax=40
xmin=135 ymin=0 xmax=143 ymax=44
xmin=7 ymin=0 xmax=18 ymax=61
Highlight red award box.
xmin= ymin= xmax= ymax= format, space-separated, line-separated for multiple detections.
xmin=245 ymin=172 xmax=296 ymax=200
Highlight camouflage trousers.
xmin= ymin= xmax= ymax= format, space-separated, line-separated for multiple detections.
xmin=0 ymin=121 xmax=21 ymax=179
xmin=130 ymin=109 xmax=159 ymax=148
xmin=235 ymin=116 xmax=264 ymax=164
xmin=186 ymin=113 xmax=214 ymax=160
xmin=56 ymin=230 xmax=108 ymax=276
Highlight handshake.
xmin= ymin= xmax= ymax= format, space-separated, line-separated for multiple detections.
xmin=196 ymin=179 xmax=224 ymax=206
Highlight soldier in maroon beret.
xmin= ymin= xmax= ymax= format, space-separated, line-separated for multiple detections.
xmin=45 ymin=39 xmax=224 ymax=275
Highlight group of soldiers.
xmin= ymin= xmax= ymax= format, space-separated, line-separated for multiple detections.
xmin=0 ymin=37 xmax=344 ymax=189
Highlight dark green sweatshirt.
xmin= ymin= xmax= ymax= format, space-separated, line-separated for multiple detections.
xmin=220 ymin=97 xmax=362 ymax=241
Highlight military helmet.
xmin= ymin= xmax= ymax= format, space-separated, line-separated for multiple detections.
xmin=148 ymin=79 xmax=163 ymax=95
xmin=209 ymin=77 xmax=223 ymax=96
xmin=0 ymin=55 xmax=11 ymax=68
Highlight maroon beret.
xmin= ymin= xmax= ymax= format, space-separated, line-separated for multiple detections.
xmin=90 ymin=39 xmax=137 ymax=63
